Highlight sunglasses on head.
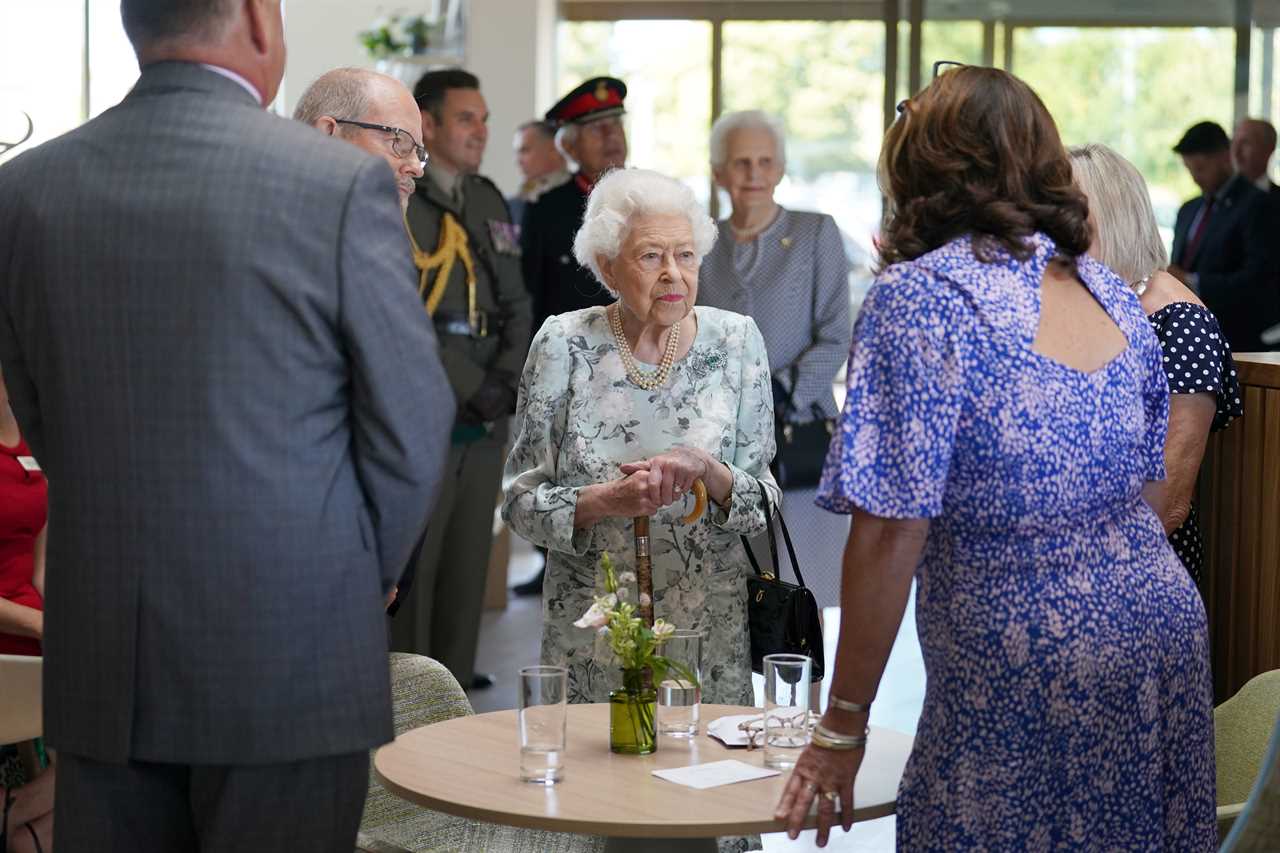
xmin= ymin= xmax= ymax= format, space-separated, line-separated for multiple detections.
xmin=896 ymin=60 xmax=968 ymax=114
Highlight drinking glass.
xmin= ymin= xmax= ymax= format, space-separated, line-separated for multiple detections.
xmin=518 ymin=665 xmax=567 ymax=784
xmin=656 ymin=629 xmax=702 ymax=737
xmin=762 ymin=653 xmax=812 ymax=769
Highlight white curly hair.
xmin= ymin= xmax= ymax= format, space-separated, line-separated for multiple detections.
xmin=572 ymin=168 xmax=718 ymax=292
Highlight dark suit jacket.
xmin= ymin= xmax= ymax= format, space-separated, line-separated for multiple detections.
xmin=519 ymin=177 xmax=613 ymax=333
xmin=0 ymin=62 xmax=456 ymax=764
xmin=1171 ymin=174 xmax=1280 ymax=351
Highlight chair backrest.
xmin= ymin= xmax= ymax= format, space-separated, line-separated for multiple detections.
xmin=1220 ymin=708 xmax=1280 ymax=851
xmin=360 ymin=654 xmax=476 ymax=851
xmin=1216 ymin=669 xmax=1280 ymax=807
xmin=387 ymin=652 xmax=473 ymax=736
xmin=0 ymin=654 xmax=42 ymax=743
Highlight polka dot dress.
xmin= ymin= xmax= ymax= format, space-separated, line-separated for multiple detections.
xmin=1148 ymin=302 xmax=1242 ymax=586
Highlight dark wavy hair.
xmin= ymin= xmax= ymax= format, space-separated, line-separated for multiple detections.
xmin=877 ymin=66 xmax=1090 ymax=269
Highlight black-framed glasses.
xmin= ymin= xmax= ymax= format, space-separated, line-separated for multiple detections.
xmin=334 ymin=119 xmax=427 ymax=166
xmin=932 ymin=60 xmax=965 ymax=79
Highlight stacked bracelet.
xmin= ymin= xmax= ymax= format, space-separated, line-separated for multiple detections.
xmin=828 ymin=694 xmax=872 ymax=714
xmin=811 ymin=724 xmax=868 ymax=751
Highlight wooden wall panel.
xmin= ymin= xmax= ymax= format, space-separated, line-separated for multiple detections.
xmin=1199 ymin=354 xmax=1280 ymax=703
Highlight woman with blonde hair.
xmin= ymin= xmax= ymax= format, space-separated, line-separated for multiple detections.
xmin=1069 ymin=142 xmax=1241 ymax=587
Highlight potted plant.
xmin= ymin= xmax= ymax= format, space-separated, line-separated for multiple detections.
xmin=358 ymin=12 xmax=439 ymax=60
xmin=574 ymin=553 xmax=698 ymax=755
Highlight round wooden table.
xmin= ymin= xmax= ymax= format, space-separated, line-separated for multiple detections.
xmin=374 ymin=703 xmax=914 ymax=852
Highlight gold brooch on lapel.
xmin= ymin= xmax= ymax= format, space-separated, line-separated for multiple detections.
xmin=781 ymin=237 xmax=793 ymax=249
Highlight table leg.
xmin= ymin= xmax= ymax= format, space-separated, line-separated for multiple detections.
xmin=603 ymin=838 xmax=717 ymax=852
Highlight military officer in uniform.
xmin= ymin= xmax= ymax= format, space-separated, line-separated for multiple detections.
xmin=390 ymin=68 xmax=532 ymax=690
xmin=520 ymin=76 xmax=629 ymax=334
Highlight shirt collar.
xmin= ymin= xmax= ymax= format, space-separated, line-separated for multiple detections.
xmin=424 ymin=160 xmax=462 ymax=202
xmin=1254 ymin=174 xmax=1272 ymax=192
xmin=199 ymin=64 xmax=263 ymax=106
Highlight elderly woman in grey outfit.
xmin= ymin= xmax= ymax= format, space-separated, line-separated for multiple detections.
xmin=698 ymin=110 xmax=852 ymax=609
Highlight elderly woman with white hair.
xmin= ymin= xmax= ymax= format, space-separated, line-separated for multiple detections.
xmin=699 ymin=110 xmax=852 ymax=609
xmin=1069 ymin=143 xmax=1241 ymax=588
xmin=503 ymin=168 xmax=781 ymax=706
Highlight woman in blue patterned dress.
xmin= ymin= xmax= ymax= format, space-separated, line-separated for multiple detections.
xmin=774 ymin=67 xmax=1216 ymax=849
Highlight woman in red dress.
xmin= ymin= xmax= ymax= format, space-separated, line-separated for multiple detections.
xmin=0 ymin=368 xmax=46 ymax=656
xmin=0 ymin=366 xmax=54 ymax=853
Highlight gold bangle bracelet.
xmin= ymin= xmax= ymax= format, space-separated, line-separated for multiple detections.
xmin=828 ymin=695 xmax=872 ymax=714
xmin=811 ymin=728 xmax=867 ymax=751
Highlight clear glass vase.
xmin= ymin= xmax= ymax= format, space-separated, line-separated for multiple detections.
xmin=609 ymin=669 xmax=657 ymax=755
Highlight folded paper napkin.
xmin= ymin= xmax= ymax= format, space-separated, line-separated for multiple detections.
xmin=651 ymin=759 xmax=781 ymax=790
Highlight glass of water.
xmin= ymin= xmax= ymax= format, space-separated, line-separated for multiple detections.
xmin=657 ymin=629 xmax=702 ymax=737
xmin=518 ymin=665 xmax=567 ymax=784
xmin=762 ymin=653 xmax=812 ymax=769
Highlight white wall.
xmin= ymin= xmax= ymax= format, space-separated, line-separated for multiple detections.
xmin=283 ymin=0 xmax=554 ymax=196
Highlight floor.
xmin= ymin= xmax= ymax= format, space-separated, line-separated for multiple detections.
xmin=467 ymin=534 xmax=928 ymax=852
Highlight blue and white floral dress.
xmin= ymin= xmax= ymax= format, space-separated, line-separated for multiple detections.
xmin=503 ymin=305 xmax=782 ymax=706
xmin=818 ymin=234 xmax=1217 ymax=850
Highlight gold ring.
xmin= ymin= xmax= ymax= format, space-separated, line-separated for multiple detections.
xmin=822 ymin=791 xmax=838 ymax=803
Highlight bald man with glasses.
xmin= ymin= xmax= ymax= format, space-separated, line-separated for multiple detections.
xmin=294 ymin=68 xmax=426 ymax=210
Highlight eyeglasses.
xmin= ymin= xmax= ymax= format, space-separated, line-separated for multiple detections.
xmin=896 ymin=60 xmax=968 ymax=115
xmin=334 ymin=119 xmax=427 ymax=167
xmin=932 ymin=60 xmax=965 ymax=78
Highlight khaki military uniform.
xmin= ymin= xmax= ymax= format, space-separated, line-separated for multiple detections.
xmin=389 ymin=165 xmax=532 ymax=685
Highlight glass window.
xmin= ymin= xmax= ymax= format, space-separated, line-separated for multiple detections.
xmin=88 ymin=0 xmax=141 ymax=119
xmin=557 ymin=20 xmax=712 ymax=201
xmin=924 ymin=21 xmax=985 ymax=69
xmin=721 ymin=20 xmax=885 ymax=317
xmin=1013 ymin=26 xmax=1236 ymax=245
xmin=0 ymin=0 xmax=85 ymax=164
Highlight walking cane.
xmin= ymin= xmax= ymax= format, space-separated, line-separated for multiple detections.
xmin=633 ymin=480 xmax=708 ymax=628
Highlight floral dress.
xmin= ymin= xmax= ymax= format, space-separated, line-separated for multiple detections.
xmin=817 ymin=234 xmax=1217 ymax=850
xmin=503 ymin=305 xmax=781 ymax=706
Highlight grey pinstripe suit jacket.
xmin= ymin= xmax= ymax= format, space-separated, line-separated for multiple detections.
xmin=0 ymin=63 xmax=455 ymax=764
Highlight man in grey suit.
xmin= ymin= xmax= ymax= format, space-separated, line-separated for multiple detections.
xmin=0 ymin=2 xmax=454 ymax=851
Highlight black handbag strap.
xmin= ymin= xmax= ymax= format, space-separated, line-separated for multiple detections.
xmin=741 ymin=480 xmax=808 ymax=589
xmin=775 ymin=369 xmax=827 ymax=424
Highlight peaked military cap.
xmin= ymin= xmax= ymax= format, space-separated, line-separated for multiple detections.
xmin=545 ymin=77 xmax=627 ymax=127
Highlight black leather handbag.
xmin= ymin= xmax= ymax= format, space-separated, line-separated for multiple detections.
xmin=772 ymin=371 xmax=837 ymax=490
xmin=742 ymin=483 xmax=825 ymax=683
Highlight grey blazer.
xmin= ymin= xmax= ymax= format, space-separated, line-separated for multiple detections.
xmin=699 ymin=208 xmax=852 ymax=420
xmin=0 ymin=63 xmax=456 ymax=765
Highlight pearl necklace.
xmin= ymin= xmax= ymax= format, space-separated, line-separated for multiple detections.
xmin=1133 ymin=275 xmax=1151 ymax=297
xmin=609 ymin=303 xmax=681 ymax=391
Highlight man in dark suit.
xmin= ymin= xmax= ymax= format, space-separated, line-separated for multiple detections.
xmin=1232 ymin=117 xmax=1279 ymax=195
xmin=1169 ymin=120 xmax=1280 ymax=352
xmin=0 ymin=2 xmax=454 ymax=851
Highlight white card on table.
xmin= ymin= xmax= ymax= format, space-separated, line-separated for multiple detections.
xmin=651 ymin=759 xmax=780 ymax=790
